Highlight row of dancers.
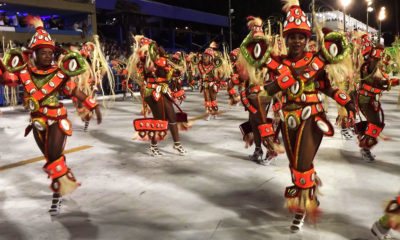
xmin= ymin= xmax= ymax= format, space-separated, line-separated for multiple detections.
xmin=0 ymin=1 xmax=399 ymax=238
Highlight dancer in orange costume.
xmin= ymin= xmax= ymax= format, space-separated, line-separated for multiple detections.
xmin=237 ymin=0 xmax=356 ymax=231
xmin=0 ymin=16 xmax=102 ymax=215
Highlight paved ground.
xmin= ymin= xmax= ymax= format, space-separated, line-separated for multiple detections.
xmin=0 ymin=89 xmax=399 ymax=240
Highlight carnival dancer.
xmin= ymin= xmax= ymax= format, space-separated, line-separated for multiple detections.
xmin=198 ymin=47 xmax=225 ymax=120
xmin=371 ymin=193 xmax=400 ymax=240
xmin=70 ymin=38 xmax=114 ymax=132
xmin=235 ymin=17 xmax=283 ymax=166
xmin=130 ymin=35 xmax=152 ymax=116
xmin=0 ymin=16 xmax=102 ymax=215
xmin=335 ymin=31 xmax=362 ymax=141
xmin=70 ymin=43 xmax=98 ymax=132
xmin=226 ymin=48 xmax=241 ymax=105
xmin=170 ymin=51 xmax=186 ymax=102
xmin=118 ymin=62 xmax=132 ymax=101
xmin=237 ymin=0 xmax=356 ymax=231
xmin=186 ymin=52 xmax=200 ymax=90
xmin=128 ymin=38 xmax=187 ymax=156
xmin=354 ymin=36 xmax=400 ymax=162
xmin=384 ymin=37 xmax=400 ymax=76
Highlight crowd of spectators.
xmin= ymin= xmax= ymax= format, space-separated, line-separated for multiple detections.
xmin=103 ymin=40 xmax=130 ymax=61
xmin=0 ymin=12 xmax=89 ymax=34
xmin=0 ymin=12 xmax=25 ymax=27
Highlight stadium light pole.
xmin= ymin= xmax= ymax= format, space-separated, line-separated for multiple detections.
xmin=311 ymin=0 xmax=315 ymax=30
xmin=340 ymin=0 xmax=352 ymax=32
xmin=378 ymin=6 xmax=386 ymax=44
xmin=228 ymin=0 xmax=233 ymax=50
xmin=366 ymin=0 xmax=373 ymax=33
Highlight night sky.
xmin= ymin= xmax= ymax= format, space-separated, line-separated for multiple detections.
xmin=152 ymin=0 xmax=399 ymax=45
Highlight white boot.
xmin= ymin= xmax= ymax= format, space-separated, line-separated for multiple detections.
xmin=371 ymin=221 xmax=394 ymax=240
xmin=49 ymin=192 xmax=62 ymax=216
xmin=173 ymin=142 xmax=187 ymax=156
xmin=249 ymin=148 xmax=263 ymax=162
xmin=361 ymin=148 xmax=375 ymax=162
xmin=83 ymin=120 xmax=89 ymax=132
xmin=149 ymin=144 xmax=162 ymax=156
xmin=341 ymin=128 xmax=353 ymax=140
xmin=259 ymin=152 xmax=276 ymax=166
xmin=290 ymin=212 xmax=306 ymax=233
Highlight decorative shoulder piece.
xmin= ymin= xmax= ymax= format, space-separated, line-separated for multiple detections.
xmin=191 ymin=53 xmax=200 ymax=65
xmin=321 ymin=31 xmax=351 ymax=63
xmin=149 ymin=42 xmax=158 ymax=62
xmin=213 ymin=56 xmax=223 ymax=68
xmin=3 ymin=48 xmax=27 ymax=73
xmin=59 ymin=51 xmax=86 ymax=76
xmin=240 ymin=30 xmax=271 ymax=68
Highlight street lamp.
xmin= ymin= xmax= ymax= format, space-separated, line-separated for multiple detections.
xmin=378 ymin=6 xmax=386 ymax=44
xmin=340 ymin=0 xmax=352 ymax=32
xmin=366 ymin=0 xmax=373 ymax=33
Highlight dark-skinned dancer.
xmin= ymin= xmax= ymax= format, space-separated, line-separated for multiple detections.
xmin=128 ymin=38 xmax=187 ymax=156
xmin=237 ymin=0 xmax=356 ymax=232
xmin=0 ymin=16 xmax=102 ymax=215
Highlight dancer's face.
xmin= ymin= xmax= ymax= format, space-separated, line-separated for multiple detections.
xmin=203 ymin=54 xmax=212 ymax=65
xmin=368 ymin=57 xmax=379 ymax=72
xmin=36 ymin=48 xmax=54 ymax=68
xmin=287 ymin=33 xmax=307 ymax=58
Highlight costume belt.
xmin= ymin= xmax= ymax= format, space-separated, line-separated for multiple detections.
xmin=286 ymin=93 xmax=320 ymax=104
xmin=31 ymin=104 xmax=67 ymax=120
xmin=281 ymin=103 xmax=324 ymax=130
xmin=147 ymin=77 xmax=167 ymax=83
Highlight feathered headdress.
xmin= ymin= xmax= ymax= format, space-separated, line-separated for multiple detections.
xmin=209 ymin=41 xmax=218 ymax=49
xmin=204 ymin=48 xmax=215 ymax=58
xmin=281 ymin=0 xmax=312 ymax=38
xmin=246 ymin=16 xmax=264 ymax=38
xmin=25 ymin=15 xmax=55 ymax=51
